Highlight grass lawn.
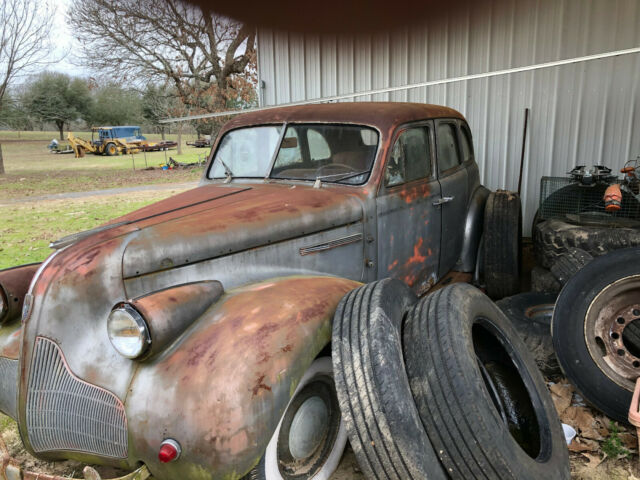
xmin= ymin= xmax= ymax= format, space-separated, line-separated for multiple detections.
xmin=0 ymin=189 xmax=188 ymax=269
xmin=0 ymin=130 xmax=207 ymax=199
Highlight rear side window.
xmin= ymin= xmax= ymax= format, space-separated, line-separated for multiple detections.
xmin=385 ymin=127 xmax=431 ymax=187
xmin=436 ymin=123 xmax=461 ymax=172
xmin=459 ymin=123 xmax=474 ymax=162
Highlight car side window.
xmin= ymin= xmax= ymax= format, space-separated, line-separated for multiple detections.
xmin=436 ymin=123 xmax=461 ymax=172
xmin=384 ymin=127 xmax=431 ymax=187
xmin=459 ymin=123 xmax=474 ymax=163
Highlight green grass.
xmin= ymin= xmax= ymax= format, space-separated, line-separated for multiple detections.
xmin=0 ymin=130 xmax=208 ymax=199
xmin=0 ymin=190 xmax=186 ymax=269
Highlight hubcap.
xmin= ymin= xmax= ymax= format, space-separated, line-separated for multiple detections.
xmin=276 ymin=375 xmax=341 ymax=479
xmin=586 ymin=274 xmax=640 ymax=390
xmin=288 ymin=396 xmax=329 ymax=460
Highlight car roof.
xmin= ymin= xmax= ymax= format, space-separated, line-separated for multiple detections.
xmin=221 ymin=102 xmax=465 ymax=133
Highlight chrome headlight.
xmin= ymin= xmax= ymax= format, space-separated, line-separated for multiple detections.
xmin=107 ymin=304 xmax=151 ymax=359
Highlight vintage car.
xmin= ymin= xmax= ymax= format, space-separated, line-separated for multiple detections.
xmin=0 ymin=103 xmax=519 ymax=480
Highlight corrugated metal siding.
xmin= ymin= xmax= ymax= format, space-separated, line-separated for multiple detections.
xmin=257 ymin=0 xmax=640 ymax=233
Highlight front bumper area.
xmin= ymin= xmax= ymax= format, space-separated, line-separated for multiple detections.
xmin=0 ymin=435 xmax=150 ymax=480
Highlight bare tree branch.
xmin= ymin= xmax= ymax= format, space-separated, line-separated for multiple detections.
xmin=67 ymin=0 xmax=256 ymax=125
xmin=0 ymin=0 xmax=56 ymax=107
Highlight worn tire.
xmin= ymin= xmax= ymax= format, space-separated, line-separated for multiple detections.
xmin=483 ymin=190 xmax=522 ymax=299
xmin=104 ymin=142 xmax=118 ymax=156
xmin=244 ymin=357 xmax=347 ymax=480
xmin=332 ymin=279 xmax=446 ymax=480
xmin=531 ymin=266 xmax=561 ymax=294
xmin=534 ymin=218 xmax=640 ymax=269
xmin=404 ymin=284 xmax=569 ymax=480
xmin=496 ymin=292 xmax=559 ymax=375
xmin=549 ymin=248 xmax=593 ymax=285
xmin=552 ymin=248 xmax=640 ymax=424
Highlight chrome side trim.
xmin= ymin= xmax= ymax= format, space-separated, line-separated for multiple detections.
xmin=299 ymin=233 xmax=363 ymax=256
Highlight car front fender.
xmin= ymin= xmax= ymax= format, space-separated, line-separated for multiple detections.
xmin=125 ymin=275 xmax=360 ymax=480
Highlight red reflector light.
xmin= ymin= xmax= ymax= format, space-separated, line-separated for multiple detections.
xmin=158 ymin=439 xmax=181 ymax=463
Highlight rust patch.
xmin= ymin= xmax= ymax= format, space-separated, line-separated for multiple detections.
xmin=252 ymin=374 xmax=272 ymax=396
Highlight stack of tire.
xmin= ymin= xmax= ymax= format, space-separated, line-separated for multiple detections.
xmin=532 ymin=182 xmax=640 ymax=294
xmin=332 ymin=279 xmax=570 ymax=479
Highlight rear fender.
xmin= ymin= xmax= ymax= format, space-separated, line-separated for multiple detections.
xmin=125 ymin=275 xmax=360 ymax=480
xmin=456 ymin=186 xmax=490 ymax=272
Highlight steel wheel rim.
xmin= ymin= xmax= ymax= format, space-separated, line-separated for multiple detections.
xmin=275 ymin=374 xmax=341 ymax=479
xmin=585 ymin=274 xmax=640 ymax=391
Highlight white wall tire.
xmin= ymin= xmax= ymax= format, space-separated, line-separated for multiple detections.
xmin=257 ymin=356 xmax=347 ymax=480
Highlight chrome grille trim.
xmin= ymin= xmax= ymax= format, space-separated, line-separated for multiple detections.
xmin=27 ymin=337 xmax=128 ymax=458
xmin=0 ymin=356 xmax=18 ymax=419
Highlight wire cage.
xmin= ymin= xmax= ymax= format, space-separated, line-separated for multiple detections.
xmin=538 ymin=176 xmax=640 ymax=227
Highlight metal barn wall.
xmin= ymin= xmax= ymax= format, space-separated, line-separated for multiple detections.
xmin=256 ymin=0 xmax=640 ymax=233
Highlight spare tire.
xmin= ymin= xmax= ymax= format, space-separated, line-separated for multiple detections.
xmin=534 ymin=218 xmax=640 ymax=269
xmin=549 ymin=248 xmax=593 ymax=285
xmin=552 ymin=247 xmax=640 ymax=424
xmin=483 ymin=190 xmax=523 ymax=299
xmin=331 ymin=279 xmax=446 ymax=480
xmin=496 ymin=292 xmax=559 ymax=375
xmin=404 ymin=283 xmax=569 ymax=480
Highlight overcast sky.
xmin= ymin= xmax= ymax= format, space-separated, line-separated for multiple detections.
xmin=50 ymin=0 xmax=86 ymax=77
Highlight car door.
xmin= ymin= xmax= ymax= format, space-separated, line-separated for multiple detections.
xmin=435 ymin=119 xmax=469 ymax=277
xmin=376 ymin=123 xmax=442 ymax=294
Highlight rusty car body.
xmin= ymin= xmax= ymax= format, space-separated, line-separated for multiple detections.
xmin=0 ymin=102 xmax=489 ymax=479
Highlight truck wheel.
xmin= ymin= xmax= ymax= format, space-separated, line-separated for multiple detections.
xmin=404 ymin=284 xmax=569 ymax=480
xmin=534 ymin=218 xmax=640 ymax=269
xmin=552 ymin=247 xmax=640 ymax=424
xmin=246 ymin=357 xmax=347 ymax=480
xmin=332 ymin=279 xmax=447 ymax=480
xmin=496 ymin=292 xmax=559 ymax=375
xmin=105 ymin=142 xmax=118 ymax=156
xmin=483 ymin=190 xmax=522 ymax=299
xmin=549 ymin=247 xmax=593 ymax=285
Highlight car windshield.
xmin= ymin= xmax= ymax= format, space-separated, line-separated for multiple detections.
xmin=208 ymin=123 xmax=379 ymax=185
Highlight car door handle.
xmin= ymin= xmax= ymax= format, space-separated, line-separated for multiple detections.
xmin=433 ymin=196 xmax=454 ymax=206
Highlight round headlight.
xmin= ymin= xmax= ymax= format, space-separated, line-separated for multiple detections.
xmin=107 ymin=304 xmax=151 ymax=359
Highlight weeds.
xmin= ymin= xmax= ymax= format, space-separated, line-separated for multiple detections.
xmin=602 ymin=421 xmax=631 ymax=459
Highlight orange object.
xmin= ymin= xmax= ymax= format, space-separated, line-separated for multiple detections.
xmin=604 ymin=183 xmax=622 ymax=211
xmin=622 ymin=166 xmax=636 ymax=174
xmin=628 ymin=378 xmax=640 ymax=454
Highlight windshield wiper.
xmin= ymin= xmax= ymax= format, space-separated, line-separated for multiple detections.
xmin=219 ymin=158 xmax=234 ymax=183
xmin=315 ymin=169 xmax=369 ymax=184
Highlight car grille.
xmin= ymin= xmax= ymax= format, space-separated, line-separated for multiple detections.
xmin=26 ymin=337 xmax=128 ymax=458
xmin=0 ymin=356 xmax=18 ymax=419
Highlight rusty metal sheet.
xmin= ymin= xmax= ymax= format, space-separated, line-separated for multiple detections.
xmin=122 ymin=183 xmax=365 ymax=279
xmin=125 ymin=275 xmax=360 ymax=480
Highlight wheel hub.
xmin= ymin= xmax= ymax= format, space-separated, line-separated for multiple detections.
xmin=288 ymin=396 xmax=329 ymax=460
xmin=586 ymin=275 xmax=640 ymax=390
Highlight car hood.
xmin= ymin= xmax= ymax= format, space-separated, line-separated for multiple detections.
xmin=117 ymin=182 xmax=365 ymax=279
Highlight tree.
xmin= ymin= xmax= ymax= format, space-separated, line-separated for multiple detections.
xmin=87 ymin=83 xmax=144 ymax=127
xmin=142 ymin=84 xmax=175 ymax=139
xmin=68 ymin=0 xmax=257 ymax=123
xmin=0 ymin=0 xmax=56 ymax=174
xmin=24 ymin=73 xmax=92 ymax=139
